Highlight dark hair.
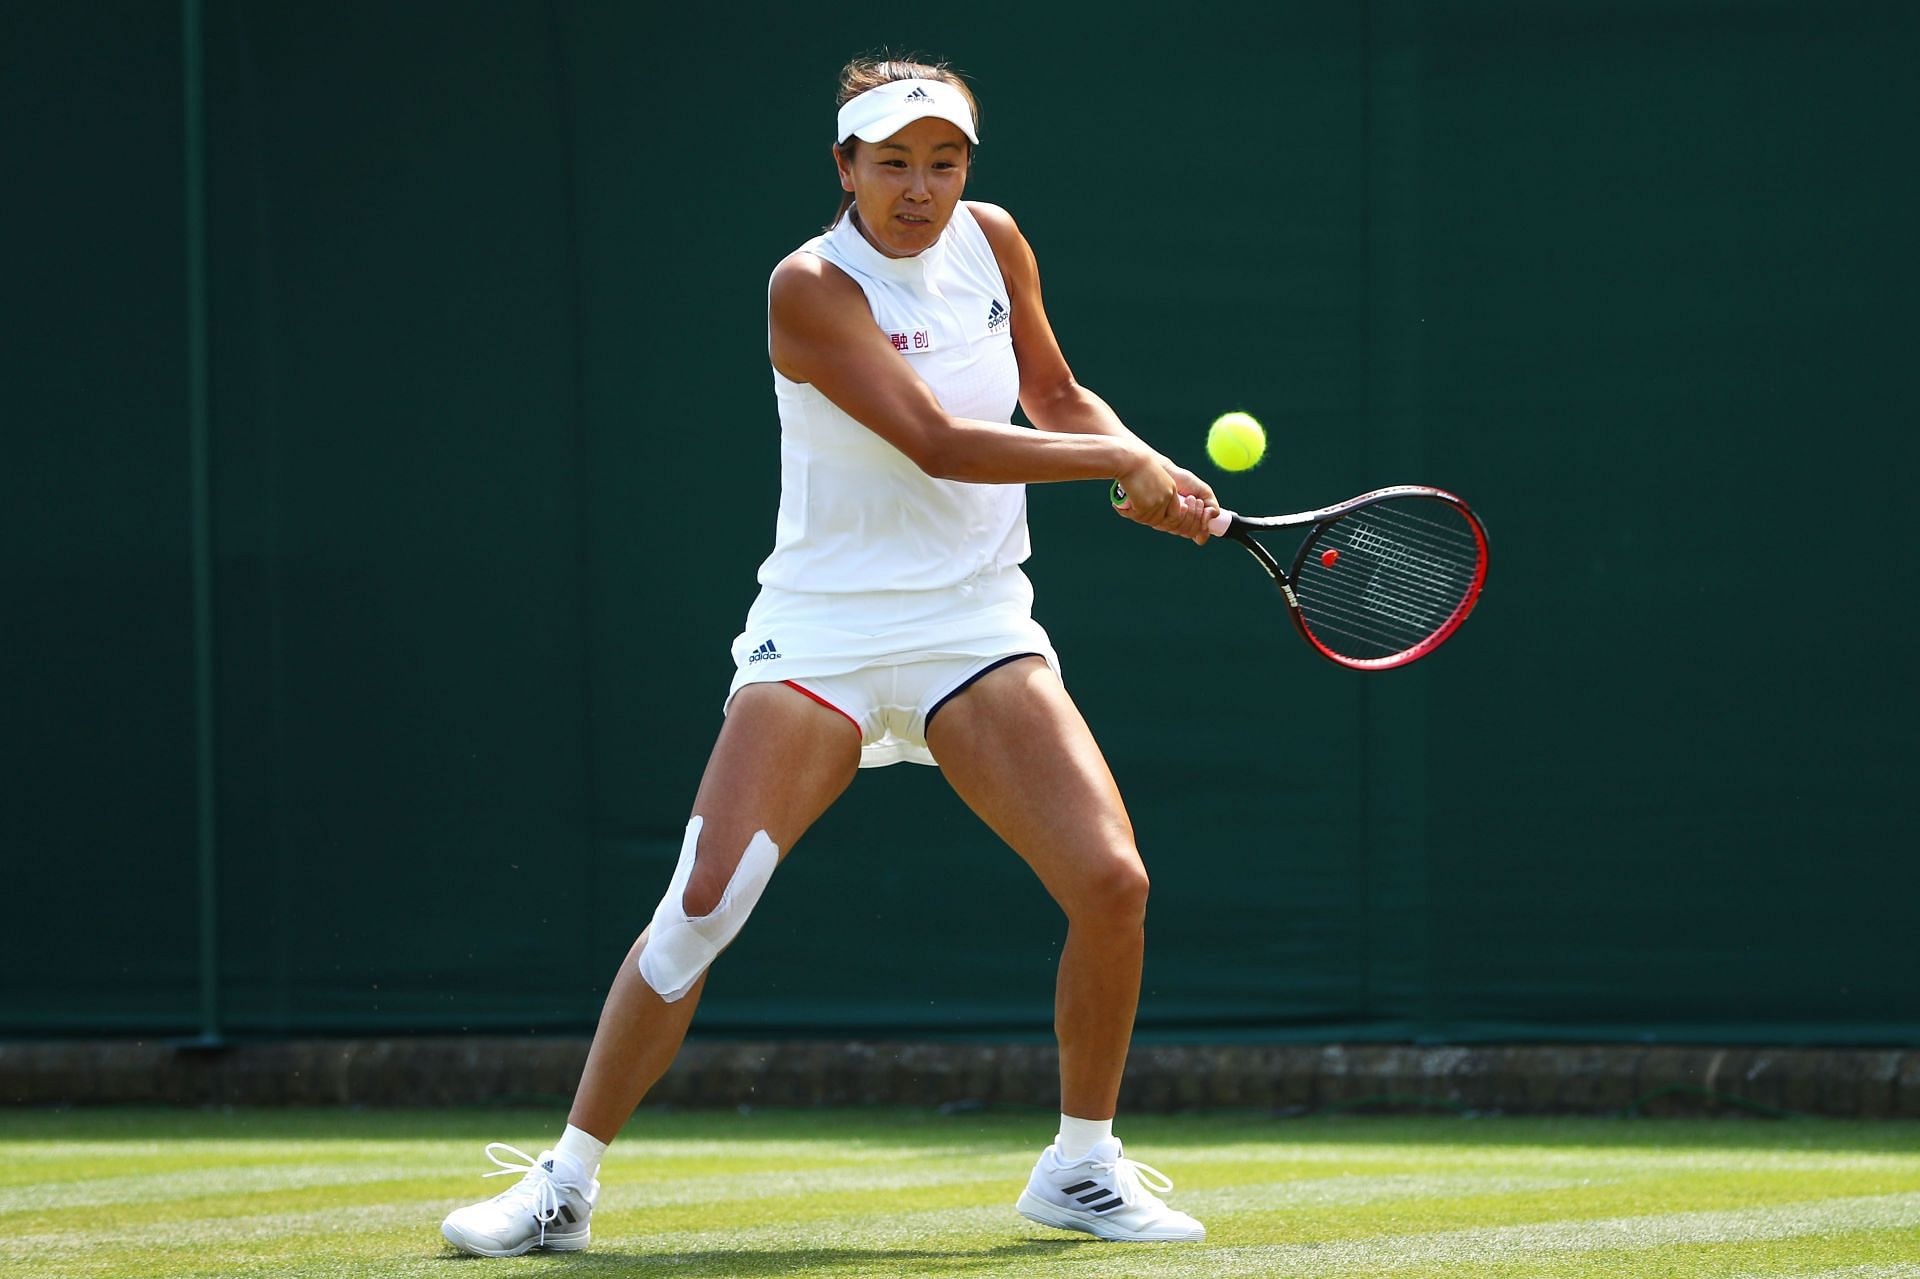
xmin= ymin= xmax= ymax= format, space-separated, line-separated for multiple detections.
xmin=828 ymin=54 xmax=980 ymax=230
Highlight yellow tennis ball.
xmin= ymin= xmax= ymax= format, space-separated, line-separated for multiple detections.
xmin=1206 ymin=411 xmax=1266 ymax=472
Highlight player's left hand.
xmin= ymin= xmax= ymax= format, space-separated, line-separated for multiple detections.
xmin=1161 ymin=460 xmax=1220 ymax=545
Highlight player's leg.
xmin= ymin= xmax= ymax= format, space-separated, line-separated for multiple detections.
xmin=926 ymin=657 xmax=1142 ymax=1120
xmin=925 ymin=657 xmax=1203 ymax=1242
xmin=567 ymin=682 xmax=861 ymax=1138
xmin=441 ymin=683 xmax=860 ymax=1257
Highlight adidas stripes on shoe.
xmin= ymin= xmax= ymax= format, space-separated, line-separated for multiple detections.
xmin=441 ymin=1143 xmax=597 ymax=1257
xmin=1016 ymin=1136 xmax=1205 ymax=1242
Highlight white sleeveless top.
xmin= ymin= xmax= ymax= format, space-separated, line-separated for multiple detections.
xmin=758 ymin=202 xmax=1029 ymax=593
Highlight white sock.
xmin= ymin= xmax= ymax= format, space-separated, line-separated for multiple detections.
xmin=553 ymin=1124 xmax=608 ymax=1181
xmin=1056 ymin=1113 xmax=1114 ymax=1162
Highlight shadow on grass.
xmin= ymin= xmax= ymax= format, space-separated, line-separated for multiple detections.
xmin=440 ymin=1239 xmax=1088 ymax=1273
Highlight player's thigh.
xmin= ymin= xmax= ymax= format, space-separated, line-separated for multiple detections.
xmin=681 ymin=682 xmax=861 ymax=908
xmin=924 ymin=658 xmax=1146 ymax=918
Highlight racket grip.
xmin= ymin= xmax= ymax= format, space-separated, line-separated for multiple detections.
xmin=1110 ymin=481 xmax=1236 ymax=536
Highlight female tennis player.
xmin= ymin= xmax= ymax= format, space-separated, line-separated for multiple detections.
xmin=442 ymin=56 xmax=1217 ymax=1255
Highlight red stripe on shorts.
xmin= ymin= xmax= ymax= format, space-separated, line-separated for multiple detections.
xmin=782 ymin=680 xmax=860 ymax=734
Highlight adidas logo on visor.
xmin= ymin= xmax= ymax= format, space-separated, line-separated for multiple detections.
xmin=904 ymin=86 xmax=933 ymax=102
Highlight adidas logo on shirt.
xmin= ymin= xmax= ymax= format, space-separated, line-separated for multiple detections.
xmin=987 ymin=299 xmax=1009 ymax=331
xmin=904 ymin=86 xmax=933 ymax=102
xmin=747 ymin=639 xmax=782 ymax=664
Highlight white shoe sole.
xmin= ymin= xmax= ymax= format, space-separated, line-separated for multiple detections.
xmin=1016 ymin=1190 xmax=1205 ymax=1242
xmin=441 ymin=1220 xmax=590 ymax=1257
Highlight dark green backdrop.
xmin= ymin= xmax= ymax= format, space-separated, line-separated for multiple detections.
xmin=6 ymin=1 xmax=1916 ymax=1043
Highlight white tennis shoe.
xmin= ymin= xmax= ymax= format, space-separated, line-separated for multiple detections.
xmin=1016 ymin=1136 xmax=1205 ymax=1242
xmin=441 ymin=1142 xmax=598 ymax=1257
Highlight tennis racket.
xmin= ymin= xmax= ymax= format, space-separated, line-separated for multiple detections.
xmin=1112 ymin=481 xmax=1489 ymax=670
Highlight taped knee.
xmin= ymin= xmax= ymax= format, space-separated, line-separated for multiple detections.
xmin=637 ymin=815 xmax=780 ymax=1003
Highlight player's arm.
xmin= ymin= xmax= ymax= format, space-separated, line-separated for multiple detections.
xmin=969 ymin=201 xmax=1216 ymax=542
xmin=768 ymin=252 xmax=1165 ymax=504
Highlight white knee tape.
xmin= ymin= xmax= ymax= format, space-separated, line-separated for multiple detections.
xmin=637 ymin=815 xmax=780 ymax=1003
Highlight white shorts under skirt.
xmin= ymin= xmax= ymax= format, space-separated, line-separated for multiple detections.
xmin=726 ymin=564 xmax=1062 ymax=768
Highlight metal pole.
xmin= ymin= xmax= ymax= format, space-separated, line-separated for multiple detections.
xmin=184 ymin=0 xmax=222 ymax=1048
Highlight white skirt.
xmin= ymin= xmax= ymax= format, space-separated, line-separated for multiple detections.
xmin=726 ymin=564 xmax=1061 ymax=768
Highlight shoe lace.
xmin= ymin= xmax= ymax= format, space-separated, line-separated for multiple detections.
xmin=1091 ymin=1152 xmax=1175 ymax=1206
xmin=479 ymin=1142 xmax=577 ymax=1247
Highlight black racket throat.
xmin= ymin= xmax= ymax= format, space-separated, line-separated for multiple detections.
xmin=1225 ymin=524 xmax=1289 ymax=585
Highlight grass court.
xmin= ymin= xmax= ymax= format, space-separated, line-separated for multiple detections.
xmin=10 ymin=1107 xmax=1918 ymax=1278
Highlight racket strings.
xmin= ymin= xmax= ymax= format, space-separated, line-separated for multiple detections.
xmin=1293 ymin=500 xmax=1482 ymax=661
xmin=1302 ymin=546 xmax=1476 ymax=643
xmin=1311 ymin=549 xmax=1475 ymax=631
xmin=1299 ymin=580 xmax=1467 ymax=652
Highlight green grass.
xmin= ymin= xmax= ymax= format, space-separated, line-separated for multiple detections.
xmin=6 ymin=1107 xmax=1919 ymax=1278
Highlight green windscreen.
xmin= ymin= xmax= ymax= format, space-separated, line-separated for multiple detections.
xmin=4 ymin=0 xmax=1914 ymax=1044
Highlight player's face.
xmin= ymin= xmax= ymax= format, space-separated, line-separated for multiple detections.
xmin=836 ymin=117 xmax=971 ymax=258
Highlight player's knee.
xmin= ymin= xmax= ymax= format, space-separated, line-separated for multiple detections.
xmin=679 ymin=861 xmax=732 ymax=919
xmin=1073 ymin=853 xmax=1150 ymax=924
xmin=637 ymin=815 xmax=781 ymax=1003
xmin=674 ymin=817 xmax=768 ymax=917
xmin=1112 ymin=858 xmax=1152 ymax=919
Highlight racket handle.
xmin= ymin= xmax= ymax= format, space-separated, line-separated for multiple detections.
xmin=1110 ymin=481 xmax=1236 ymax=536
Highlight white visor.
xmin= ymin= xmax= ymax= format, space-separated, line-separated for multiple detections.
xmin=835 ymin=78 xmax=978 ymax=146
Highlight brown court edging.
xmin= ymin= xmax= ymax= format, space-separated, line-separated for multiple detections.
xmin=2 ymin=1040 xmax=1914 ymax=1118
